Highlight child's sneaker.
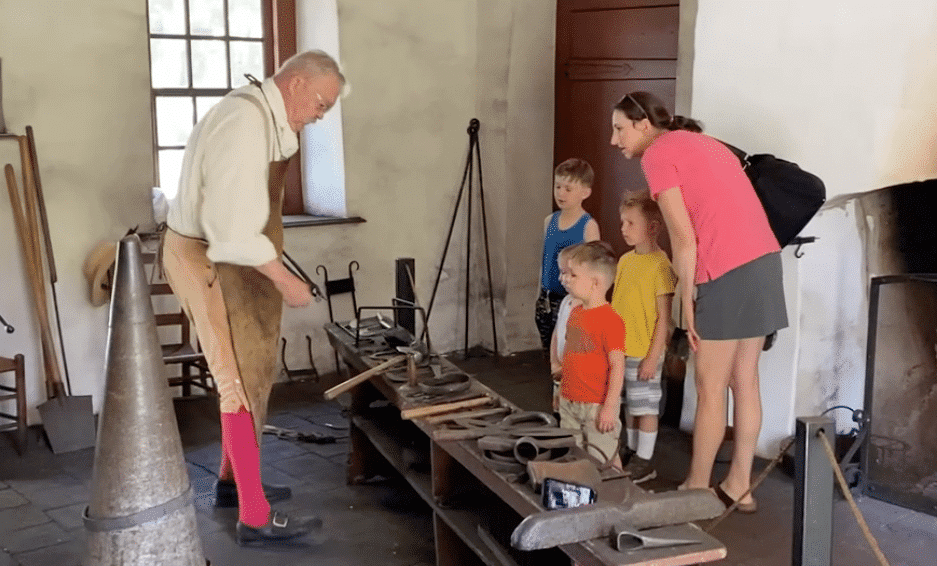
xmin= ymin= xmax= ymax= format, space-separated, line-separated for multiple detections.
xmin=619 ymin=445 xmax=636 ymax=467
xmin=622 ymin=456 xmax=657 ymax=484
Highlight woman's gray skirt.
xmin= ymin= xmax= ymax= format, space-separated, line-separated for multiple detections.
xmin=695 ymin=251 xmax=788 ymax=340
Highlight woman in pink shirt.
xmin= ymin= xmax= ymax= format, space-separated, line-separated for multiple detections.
xmin=609 ymin=91 xmax=787 ymax=513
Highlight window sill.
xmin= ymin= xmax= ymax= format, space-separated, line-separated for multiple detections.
xmin=283 ymin=214 xmax=366 ymax=228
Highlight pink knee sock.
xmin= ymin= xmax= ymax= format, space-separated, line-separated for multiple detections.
xmin=220 ymin=408 xmax=270 ymax=527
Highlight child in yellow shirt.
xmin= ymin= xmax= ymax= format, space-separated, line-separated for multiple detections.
xmin=610 ymin=192 xmax=675 ymax=483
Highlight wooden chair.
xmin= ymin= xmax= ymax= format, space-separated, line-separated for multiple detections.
xmin=0 ymin=353 xmax=27 ymax=454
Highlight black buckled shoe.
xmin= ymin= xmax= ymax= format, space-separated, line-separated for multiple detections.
xmin=215 ymin=480 xmax=292 ymax=508
xmin=236 ymin=510 xmax=322 ymax=546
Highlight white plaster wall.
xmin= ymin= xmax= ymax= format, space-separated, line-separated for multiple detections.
xmin=689 ymin=0 xmax=937 ymax=455
xmin=0 ymin=0 xmax=155 ymax=423
xmin=693 ymin=0 xmax=937 ymax=196
xmin=473 ymin=0 xmax=555 ymax=354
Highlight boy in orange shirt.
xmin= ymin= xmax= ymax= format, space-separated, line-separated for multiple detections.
xmin=558 ymin=241 xmax=626 ymax=469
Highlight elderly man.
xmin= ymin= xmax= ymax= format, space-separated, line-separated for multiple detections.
xmin=162 ymin=50 xmax=344 ymax=545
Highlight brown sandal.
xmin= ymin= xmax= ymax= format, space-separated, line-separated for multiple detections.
xmin=715 ymin=482 xmax=758 ymax=514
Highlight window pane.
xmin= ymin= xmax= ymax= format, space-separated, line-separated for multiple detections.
xmin=156 ymin=96 xmax=194 ymax=146
xmin=191 ymin=40 xmax=228 ymax=88
xmin=230 ymin=41 xmax=263 ymax=88
xmin=148 ymin=0 xmax=185 ymax=34
xmin=189 ymin=0 xmax=225 ymax=36
xmin=228 ymin=0 xmax=263 ymax=38
xmin=150 ymin=39 xmax=189 ymax=88
xmin=196 ymin=96 xmax=224 ymax=122
xmin=158 ymin=149 xmax=186 ymax=199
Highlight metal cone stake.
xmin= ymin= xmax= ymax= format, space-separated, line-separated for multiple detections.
xmin=83 ymin=235 xmax=206 ymax=565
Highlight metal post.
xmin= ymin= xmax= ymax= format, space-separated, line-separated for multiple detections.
xmin=395 ymin=258 xmax=415 ymax=335
xmin=793 ymin=416 xmax=835 ymax=566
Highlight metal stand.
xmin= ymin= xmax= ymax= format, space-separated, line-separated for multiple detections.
xmin=316 ymin=260 xmax=359 ymax=374
xmin=426 ymin=118 xmax=498 ymax=358
xmin=395 ymin=258 xmax=416 ymax=335
xmin=793 ymin=416 xmax=835 ymax=566
xmin=280 ymin=335 xmax=319 ymax=382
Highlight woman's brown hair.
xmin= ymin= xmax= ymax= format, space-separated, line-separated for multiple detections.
xmin=614 ymin=91 xmax=703 ymax=133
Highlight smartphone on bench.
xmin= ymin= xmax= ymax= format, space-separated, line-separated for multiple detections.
xmin=542 ymin=478 xmax=597 ymax=510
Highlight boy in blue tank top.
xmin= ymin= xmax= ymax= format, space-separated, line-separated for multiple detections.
xmin=536 ymin=158 xmax=601 ymax=351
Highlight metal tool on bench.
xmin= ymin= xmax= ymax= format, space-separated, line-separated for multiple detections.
xmin=613 ymin=523 xmax=701 ymax=552
xmin=510 ymin=490 xmax=726 ymax=551
xmin=433 ymin=411 xmax=572 ymax=442
xmin=351 ymin=305 xmax=430 ymax=350
xmin=423 ymin=404 xmax=511 ymax=425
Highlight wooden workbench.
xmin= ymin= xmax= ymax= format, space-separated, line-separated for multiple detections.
xmin=325 ymin=321 xmax=726 ymax=566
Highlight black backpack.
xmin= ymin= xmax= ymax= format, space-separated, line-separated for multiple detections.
xmin=721 ymin=142 xmax=826 ymax=247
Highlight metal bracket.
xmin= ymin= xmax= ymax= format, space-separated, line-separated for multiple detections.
xmin=789 ymin=236 xmax=818 ymax=258
xmin=354 ymin=304 xmax=430 ymax=354
xmin=280 ymin=335 xmax=319 ymax=382
xmin=0 ymin=313 xmax=13 ymax=333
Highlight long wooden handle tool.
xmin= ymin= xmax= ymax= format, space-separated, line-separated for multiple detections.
xmin=5 ymin=163 xmax=63 ymax=398
xmin=323 ymin=354 xmax=407 ymax=400
xmin=400 ymin=395 xmax=491 ymax=420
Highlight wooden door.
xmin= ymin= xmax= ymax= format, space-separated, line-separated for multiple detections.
xmin=555 ymin=0 xmax=679 ymax=256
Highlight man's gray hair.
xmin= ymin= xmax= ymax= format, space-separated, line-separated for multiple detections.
xmin=277 ymin=50 xmax=345 ymax=85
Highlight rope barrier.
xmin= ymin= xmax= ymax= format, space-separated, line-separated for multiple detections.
xmin=817 ymin=430 xmax=891 ymax=566
xmin=703 ymin=429 xmax=892 ymax=566
xmin=705 ymin=437 xmax=793 ymax=532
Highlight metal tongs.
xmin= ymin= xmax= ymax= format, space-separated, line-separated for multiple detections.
xmin=282 ymin=251 xmax=323 ymax=301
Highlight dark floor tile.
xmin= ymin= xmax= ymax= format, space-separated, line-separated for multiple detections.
xmin=13 ymin=538 xmax=82 ymax=566
xmin=184 ymin=443 xmax=222 ymax=471
xmin=0 ymin=549 xmax=14 ymax=566
xmin=0 ymin=505 xmax=50 ymax=532
xmin=269 ymin=453 xmax=342 ymax=483
xmin=44 ymin=503 xmax=87 ymax=532
xmin=0 ymin=490 xmax=27 ymax=510
xmin=260 ymin=438 xmax=313 ymax=462
xmin=5 ymin=483 xmax=89 ymax=512
xmin=0 ymin=521 xmax=71 ymax=554
xmin=300 ymin=438 xmax=349 ymax=459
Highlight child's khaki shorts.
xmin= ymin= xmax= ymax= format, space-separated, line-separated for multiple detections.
xmin=558 ymin=397 xmax=621 ymax=465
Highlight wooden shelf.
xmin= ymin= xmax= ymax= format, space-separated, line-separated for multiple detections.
xmin=352 ymin=415 xmax=432 ymax=501
xmin=353 ymin=413 xmax=507 ymax=566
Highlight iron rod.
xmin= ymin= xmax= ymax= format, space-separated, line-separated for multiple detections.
xmin=474 ymin=122 xmax=498 ymax=356
xmin=464 ymin=133 xmax=473 ymax=356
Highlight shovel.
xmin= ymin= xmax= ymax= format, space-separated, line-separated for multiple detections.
xmin=38 ymin=391 xmax=96 ymax=454
xmin=6 ymin=156 xmax=96 ymax=453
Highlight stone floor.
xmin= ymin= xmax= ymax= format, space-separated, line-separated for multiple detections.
xmin=0 ymin=350 xmax=935 ymax=565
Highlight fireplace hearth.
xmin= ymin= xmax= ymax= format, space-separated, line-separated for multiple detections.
xmin=860 ymin=179 xmax=937 ymax=516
